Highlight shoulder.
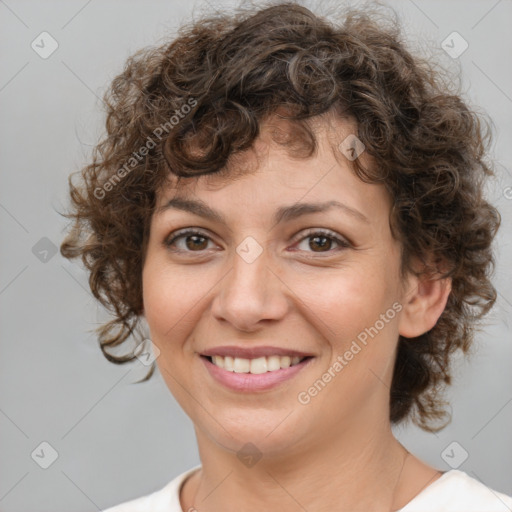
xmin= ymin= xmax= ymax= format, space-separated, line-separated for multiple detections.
xmin=101 ymin=465 xmax=201 ymax=512
xmin=401 ymin=469 xmax=512 ymax=512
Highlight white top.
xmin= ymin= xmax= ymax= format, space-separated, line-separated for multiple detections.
xmin=102 ymin=465 xmax=512 ymax=512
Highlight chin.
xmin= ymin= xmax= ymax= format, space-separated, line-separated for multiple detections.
xmin=202 ymin=412 xmax=306 ymax=458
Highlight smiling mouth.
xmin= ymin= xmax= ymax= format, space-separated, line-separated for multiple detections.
xmin=202 ymin=354 xmax=312 ymax=374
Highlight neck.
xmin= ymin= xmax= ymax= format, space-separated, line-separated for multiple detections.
xmin=182 ymin=420 xmax=410 ymax=512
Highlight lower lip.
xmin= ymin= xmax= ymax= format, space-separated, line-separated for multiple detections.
xmin=201 ymin=356 xmax=314 ymax=392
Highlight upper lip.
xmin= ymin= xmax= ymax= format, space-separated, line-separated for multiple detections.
xmin=200 ymin=346 xmax=314 ymax=359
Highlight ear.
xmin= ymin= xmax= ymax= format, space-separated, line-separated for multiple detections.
xmin=398 ymin=262 xmax=452 ymax=338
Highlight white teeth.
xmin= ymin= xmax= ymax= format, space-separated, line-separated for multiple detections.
xmin=208 ymin=354 xmax=305 ymax=373
xmin=250 ymin=357 xmax=267 ymax=374
xmin=233 ymin=357 xmax=250 ymax=373
xmin=212 ymin=355 xmax=224 ymax=368
xmin=224 ymin=356 xmax=234 ymax=371
xmin=267 ymin=355 xmax=281 ymax=371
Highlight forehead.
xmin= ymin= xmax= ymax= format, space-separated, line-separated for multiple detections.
xmin=154 ymin=112 xmax=389 ymax=215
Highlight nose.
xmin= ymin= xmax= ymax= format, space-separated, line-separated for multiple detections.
xmin=210 ymin=244 xmax=289 ymax=332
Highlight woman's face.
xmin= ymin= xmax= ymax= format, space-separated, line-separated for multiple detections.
xmin=142 ymin=114 xmax=414 ymax=457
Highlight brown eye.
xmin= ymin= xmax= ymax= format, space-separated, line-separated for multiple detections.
xmin=164 ymin=229 xmax=214 ymax=252
xmin=293 ymin=229 xmax=350 ymax=254
xmin=184 ymin=234 xmax=208 ymax=251
xmin=308 ymin=234 xmax=333 ymax=252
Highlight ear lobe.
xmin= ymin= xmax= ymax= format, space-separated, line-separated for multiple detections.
xmin=398 ymin=270 xmax=452 ymax=338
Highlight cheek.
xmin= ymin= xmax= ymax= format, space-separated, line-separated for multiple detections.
xmin=295 ymin=266 xmax=393 ymax=340
xmin=142 ymin=258 xmax=197 ymax=337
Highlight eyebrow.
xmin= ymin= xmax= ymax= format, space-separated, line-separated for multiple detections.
xmin=155 ymin=197 xmax=370 ymax=226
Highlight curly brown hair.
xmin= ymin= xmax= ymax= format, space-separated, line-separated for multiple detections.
xmin=60 ymin=1 xmax=501 ymax=433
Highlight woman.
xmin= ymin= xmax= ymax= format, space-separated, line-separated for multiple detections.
xmin=60 ymin=2 xmax=511 ymax=511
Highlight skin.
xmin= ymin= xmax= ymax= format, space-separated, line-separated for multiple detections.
xmin=142 ymin=112 xmax=452 ymax=512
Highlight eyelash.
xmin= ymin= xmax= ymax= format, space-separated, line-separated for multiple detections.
xmin=163 ymin=228 xmax=350 ymax=256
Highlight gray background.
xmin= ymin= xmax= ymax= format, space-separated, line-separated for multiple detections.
xmin=1 ymin=0 xmax=511 ymax=511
